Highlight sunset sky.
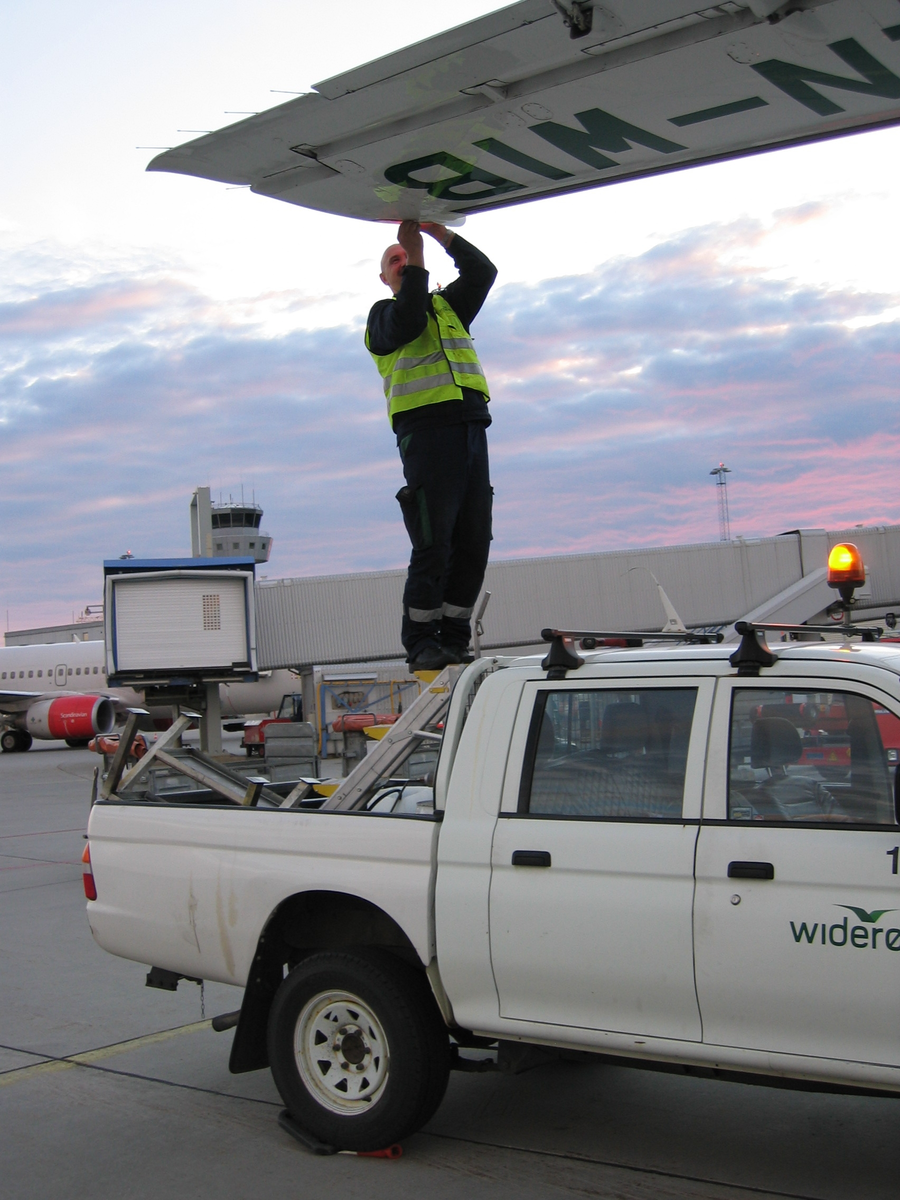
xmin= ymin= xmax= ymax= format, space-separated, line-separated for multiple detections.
xmin=2 ymin=0 xmax=899 ymax=630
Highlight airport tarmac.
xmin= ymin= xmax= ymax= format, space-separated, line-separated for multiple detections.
xmin=2 ymin=740 xmax=900 ymax=1200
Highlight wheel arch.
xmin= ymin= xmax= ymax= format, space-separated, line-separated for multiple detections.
xmin=229 ymin=890 xmax=427 ymax=1074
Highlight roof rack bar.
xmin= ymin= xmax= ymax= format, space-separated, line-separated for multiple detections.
xmin=745 ymin=621 xmax=884 ymax=642
xmin=541 ymin=628 xmax=725 ymax=644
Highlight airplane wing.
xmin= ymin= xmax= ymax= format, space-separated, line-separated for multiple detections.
xmin=0 ymin=690 xmax=43 ymax=706
xmin=148 ymin=0 xmax=900 ymax=223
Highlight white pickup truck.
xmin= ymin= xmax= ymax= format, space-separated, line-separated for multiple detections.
xmin=85 ymin=632 xmax=900 ymax=1150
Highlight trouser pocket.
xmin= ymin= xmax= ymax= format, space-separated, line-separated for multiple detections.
xmin=396 ymin=485 xmax=433 ymax=550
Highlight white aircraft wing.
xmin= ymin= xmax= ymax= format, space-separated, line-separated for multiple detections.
xmin=0 ymin=690 xmax=43 ymax=706
xmin=147 ymin=0 xmax=900 ymax=223
xmin=0 ymin=689 xmax=125 ymax=709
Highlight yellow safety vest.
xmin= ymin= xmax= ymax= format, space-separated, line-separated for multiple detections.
xmin=367 ymin=293 xmax=490 ymax=425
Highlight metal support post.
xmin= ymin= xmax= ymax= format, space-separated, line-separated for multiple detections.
xmin=199 ymin=682 xmax=222 ymax=755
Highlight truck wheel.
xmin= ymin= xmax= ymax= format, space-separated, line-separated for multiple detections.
xmin=1 ymin=730 xmax=18 ymax=753
xmin=267 ymin=949 xmax=450 ymax=1151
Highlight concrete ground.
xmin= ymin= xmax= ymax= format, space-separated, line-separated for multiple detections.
xmin=2 ymin=739 xmax=900 ymax=1200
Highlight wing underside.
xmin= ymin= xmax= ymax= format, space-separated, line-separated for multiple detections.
xmin=147 ymin=0 xmax=900 ymax=223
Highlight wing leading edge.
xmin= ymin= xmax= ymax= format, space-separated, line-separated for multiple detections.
xmin=148 ymin=1 xmax=900 ymax=222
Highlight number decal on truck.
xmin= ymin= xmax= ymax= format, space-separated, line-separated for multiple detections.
xmin=888 ymin=847 xmax=899 ymax=876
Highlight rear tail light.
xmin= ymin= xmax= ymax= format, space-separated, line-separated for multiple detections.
xmin=82 ymin=843 xmax=97 ymax=901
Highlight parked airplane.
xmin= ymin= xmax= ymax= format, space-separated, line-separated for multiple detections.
xmin=0 ymin=640 xmax=301 ymax=752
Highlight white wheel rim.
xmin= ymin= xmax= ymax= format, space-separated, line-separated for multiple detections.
xmin=294 ymin=989 xmax=390 ymax=1114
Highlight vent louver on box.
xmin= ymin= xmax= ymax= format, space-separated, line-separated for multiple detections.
xmin=202 ymin=594 xmax=221 ymax=631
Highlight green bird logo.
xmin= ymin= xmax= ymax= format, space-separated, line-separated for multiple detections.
xmin=835 ymin=905 xmax=897 ymax=924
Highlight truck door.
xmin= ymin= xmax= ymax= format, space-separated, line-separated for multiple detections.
xmin=694 ymin=679 xmax=900 ymax=1065
xmin=488 ymin=678 xmax=713 ymax=1041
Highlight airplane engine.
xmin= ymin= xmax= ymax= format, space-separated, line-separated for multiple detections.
xmin=24 ymin=696 xmax=116 ymax=741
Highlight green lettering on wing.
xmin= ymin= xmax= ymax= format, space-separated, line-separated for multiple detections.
xmin=384 ymin=151 xmax=523 ymax=201
xmin=529 ymin=107 xmax=685 ymax=171
xmin=752 ymin=38 xmax=900 ymax=116
xmin=473 ymin=138 xmax=574 ymax=181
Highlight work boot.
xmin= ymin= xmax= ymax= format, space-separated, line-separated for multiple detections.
xmin=407 ymin=647 xmax=453 ymax=672
xmin=443 ymin=645 xmax=475 ymax=665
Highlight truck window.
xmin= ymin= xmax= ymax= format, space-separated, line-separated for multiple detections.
xmin=728 ymin=688 xmax=897 ymax=825
xmin=519 ymin=688 xmax=697 ymax=820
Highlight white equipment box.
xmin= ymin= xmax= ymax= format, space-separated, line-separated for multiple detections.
xmin=104 ymin=559 xmax=257 ymax=684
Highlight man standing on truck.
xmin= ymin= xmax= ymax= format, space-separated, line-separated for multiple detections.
xmin=366 ymin=219 xmax=497 ymax=672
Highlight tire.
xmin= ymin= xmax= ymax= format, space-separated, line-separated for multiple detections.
xmin=17 ymin=731 xmax=32 ymax=752
xmin=1 ymin=730 xmax=18 ymax=753
xmin=65 ymin=738 xmax=90 ymax=749
xmin=267 ymin=949 xmax=450 ymax=1150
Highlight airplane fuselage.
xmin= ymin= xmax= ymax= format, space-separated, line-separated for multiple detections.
xmin=0 ymin=640 xmax=300 ymax=745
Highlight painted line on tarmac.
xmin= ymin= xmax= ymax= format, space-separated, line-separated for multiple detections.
xmin=0 ymin=828 xmax=85 ymax=840
xmin=0 ymin=1020 xmax=211 ymax=1088
xmin=0 ymin=857 xmax=80 ymax=871
xmin=420 ymin=1132 xmax=825 ymax=1200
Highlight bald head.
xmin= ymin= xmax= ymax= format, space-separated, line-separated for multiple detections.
xmin=380 ymin=243 xmax=408 ymax=294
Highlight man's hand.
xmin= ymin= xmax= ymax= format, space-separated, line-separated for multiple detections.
xmin=397 ymin=219 xmax=425 ymax=268
xmin=421 ymin=222 xmax=455 ymax=248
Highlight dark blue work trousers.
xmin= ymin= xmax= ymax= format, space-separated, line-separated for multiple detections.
xmin=396 ymin=421 xmax=492 ymax=660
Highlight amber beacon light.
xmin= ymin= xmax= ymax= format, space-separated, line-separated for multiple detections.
xmin=827 ymin=542 xmax=866 ymax=604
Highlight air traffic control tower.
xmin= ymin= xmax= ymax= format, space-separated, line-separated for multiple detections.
xmin=190 ymin=486 xmax=273 ymax=563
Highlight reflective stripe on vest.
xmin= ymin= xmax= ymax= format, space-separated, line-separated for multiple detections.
xmin=367 ymin=293 xmax=489 ymax=423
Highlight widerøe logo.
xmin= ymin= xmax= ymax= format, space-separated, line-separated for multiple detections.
xmin=791 ymin=906 xmax=900 ymax=951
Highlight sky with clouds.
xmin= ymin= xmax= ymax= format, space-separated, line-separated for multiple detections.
xmin=2 ymin=1 xmax=899 ymax=630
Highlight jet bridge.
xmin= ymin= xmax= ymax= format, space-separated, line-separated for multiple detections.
xmin=253 ymin=523 xmax=900 ymax=670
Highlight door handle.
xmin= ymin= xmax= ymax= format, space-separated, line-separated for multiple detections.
xmin=728 ymin=861 xmax=774 ymax=880
xmin=512 ymin=850 xmax=551 ymax=868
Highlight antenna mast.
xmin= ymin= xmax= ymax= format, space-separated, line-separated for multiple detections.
xmin=710 ymin=463 xmax=732 ymax=541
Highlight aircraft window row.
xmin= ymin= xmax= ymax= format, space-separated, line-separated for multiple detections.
xmin=1 ymin=666 xmax=100 ymax=680
xmin=728 ymin=688 xmax=900 ymax=825
xmin=521 ymin=688 xmax=697 ymax=820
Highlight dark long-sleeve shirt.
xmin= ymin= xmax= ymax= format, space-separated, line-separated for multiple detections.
xmin=366 ymin=235 xmax=497 ymax=439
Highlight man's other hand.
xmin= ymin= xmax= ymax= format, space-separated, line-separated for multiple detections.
xmin=397 ymin=219 xmax=425 ymax=268
xmin=421 ymin=222 xmax=455 ymax=248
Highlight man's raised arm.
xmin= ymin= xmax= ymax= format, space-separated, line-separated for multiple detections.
xmin=423 ymin=223 xmax=497 ymax=332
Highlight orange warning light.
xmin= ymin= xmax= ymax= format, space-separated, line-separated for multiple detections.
xmin=827 ymin=542 xmax=865 ymax=589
